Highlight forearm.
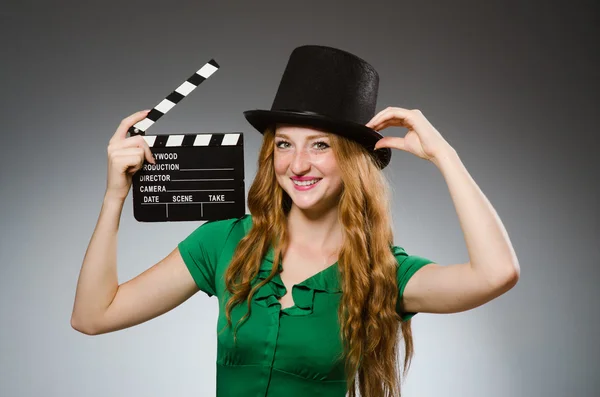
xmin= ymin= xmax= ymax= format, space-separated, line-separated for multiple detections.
xmin=71 ymin=195 xmax=124 ymax=331
xmin=432 ymin=148 xmax=520 ymax=284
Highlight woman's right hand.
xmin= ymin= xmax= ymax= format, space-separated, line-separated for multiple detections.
xmin=105 ymin=110 xmax=156 ymax=202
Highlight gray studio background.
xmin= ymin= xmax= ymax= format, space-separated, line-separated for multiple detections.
xmin=1 ymin=1 xmax=598 ymax=396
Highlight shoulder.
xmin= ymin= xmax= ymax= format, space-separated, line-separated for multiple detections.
xmin=390 ymin=245 xmax=435 ymax=280
xmin=204 ymin=213 xmax=252 ymax=229
xmin=197 ymin=213 xmax=253 ymax=235
xmin=390 ymin=245 xmax=432 ymax=265
xmin=180 ymin=214 xmax=253 ymax=247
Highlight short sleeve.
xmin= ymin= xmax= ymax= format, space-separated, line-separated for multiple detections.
xmin=177 ymin=218 xmax=238 ymax=297
xmin=392 ymin=246 xmax=435 ymax=322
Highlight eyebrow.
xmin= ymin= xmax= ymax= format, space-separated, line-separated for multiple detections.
xmin=275 ymin=133 xmax=330 ymax=140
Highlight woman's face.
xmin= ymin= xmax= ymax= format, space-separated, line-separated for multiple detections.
xmin=273 ymin=124 xmax=344 ymax=213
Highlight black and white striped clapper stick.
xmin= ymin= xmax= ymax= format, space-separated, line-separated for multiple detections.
xmin=128 ymin=59 xmax=246 ymax=222
xmin=128 ymin=59 xmax=220 ymax=136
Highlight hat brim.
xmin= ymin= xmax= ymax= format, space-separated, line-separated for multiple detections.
xmin=243 ymin=109 xmax=391 ymax=169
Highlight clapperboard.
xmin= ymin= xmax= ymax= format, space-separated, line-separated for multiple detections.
xmin=128 ymin=59 xmax=245 ymax=222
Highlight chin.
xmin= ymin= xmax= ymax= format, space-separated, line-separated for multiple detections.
xmin=288 ymin=191 xmax=339 ymax=213
xmin=285 ymin=191 xmax=318 ymax=207
xmin=291 ymin=199 xmax=322 ymax=210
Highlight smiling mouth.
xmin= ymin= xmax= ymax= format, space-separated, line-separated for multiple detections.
xmin=291 ymin=178 xmax=321 ymax=186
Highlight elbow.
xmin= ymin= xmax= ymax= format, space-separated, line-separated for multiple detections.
xmin=505 ymin=262 xmax=521 ymax=288
xmin=70 ymin=315 xmax=99 ymax=336
xmin=504 ymin=270 xmax=520 ymax=291
xmin=493 ymin=265 xmax=520 ymax=292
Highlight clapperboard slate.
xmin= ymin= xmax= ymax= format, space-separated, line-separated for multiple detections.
xmin=131 ymin=132 xmax=245 ymax=222
xmin=127 ymin=58 xmax=246 ymax=222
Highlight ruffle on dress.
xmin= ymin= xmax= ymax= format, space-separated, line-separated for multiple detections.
xmin=252 ymin=246 xmax=342 ymax=316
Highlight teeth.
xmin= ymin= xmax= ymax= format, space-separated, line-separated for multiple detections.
xmin=292 ymin=179 xmax=320 ymax=186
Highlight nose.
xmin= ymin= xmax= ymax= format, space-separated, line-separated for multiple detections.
xmin=290 ymin=147 xmax=311 ymax=174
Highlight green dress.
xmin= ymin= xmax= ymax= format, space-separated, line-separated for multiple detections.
xmin=178 ymin=214 xmax=434 ymax=397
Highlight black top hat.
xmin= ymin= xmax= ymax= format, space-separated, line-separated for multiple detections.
xmin=244 ymin=45 xmax=392 ymax=169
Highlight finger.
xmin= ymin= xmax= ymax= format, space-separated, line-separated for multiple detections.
xmin=365 ymin=108 xmax=391 ymax=128
xmin=110 ymin=147 xmax=145 ymax=162
xmin=366 ymin=109 xmax=388 ymax=128
xmin=119 ymin=155 xmax=145 ymax=174
xmin=142 ymin=142 xmax=155 ymax=164
xmin=370 ymin=107 xmax=417 ymax=130
xmin=110 ymin=110 xmax=151 ymax=143
xmin=375 ymin=136 xmax=406 ymax=151
xmin=366 ymin=107 xmax=411 ymax=128
xmin=370 ymin=118 xmax=411 ymax=132
xmin=371 ymin=109 xmax=421 ymax=131
xmin=116 ymin=135 xmax=147 ymax=149
xmin=113 ymin=135 xmax=156 ymax=164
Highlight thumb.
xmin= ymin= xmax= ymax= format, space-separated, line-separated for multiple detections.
xmin=375 ymin=136 xmax=406 ymax=151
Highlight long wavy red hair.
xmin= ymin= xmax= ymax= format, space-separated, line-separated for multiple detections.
xmin=223 ymin=125 xmax=415 ymax=396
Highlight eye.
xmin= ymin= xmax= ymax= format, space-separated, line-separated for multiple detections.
xmin=313 ymin=140 xmax=330 ymax=150
xmin=275 ymin=140 xmax=290 ymax=149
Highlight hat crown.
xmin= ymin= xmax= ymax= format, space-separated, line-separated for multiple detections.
xmin=271 ymin=45 xmax=379 ymax=125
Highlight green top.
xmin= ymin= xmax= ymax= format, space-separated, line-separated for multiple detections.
xmin=178 ymin=214 xmax=434 ymax=397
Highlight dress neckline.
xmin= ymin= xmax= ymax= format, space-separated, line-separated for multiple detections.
xmin=263 ymin=245 xmax=339 ymax=288
xmin=253 ymin=245 xmax=342 ymax=316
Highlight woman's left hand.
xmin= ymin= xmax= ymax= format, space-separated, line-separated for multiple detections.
xmin=366 ymin=107 xmax=454 ymax=162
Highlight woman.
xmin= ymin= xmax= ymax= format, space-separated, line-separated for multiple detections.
xmin=71 ymin=45 xmax=520 ymax=397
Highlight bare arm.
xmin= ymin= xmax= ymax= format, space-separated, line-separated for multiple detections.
xmin=71 ymin=110 xmax=199 ymax=335
xmin=70 ymin=197 xmax=199 ymax=335
xmin=367 ymin=108 xmax=519 ymax=315
xmin=403 ymin=147 xmax=519 ymax=314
